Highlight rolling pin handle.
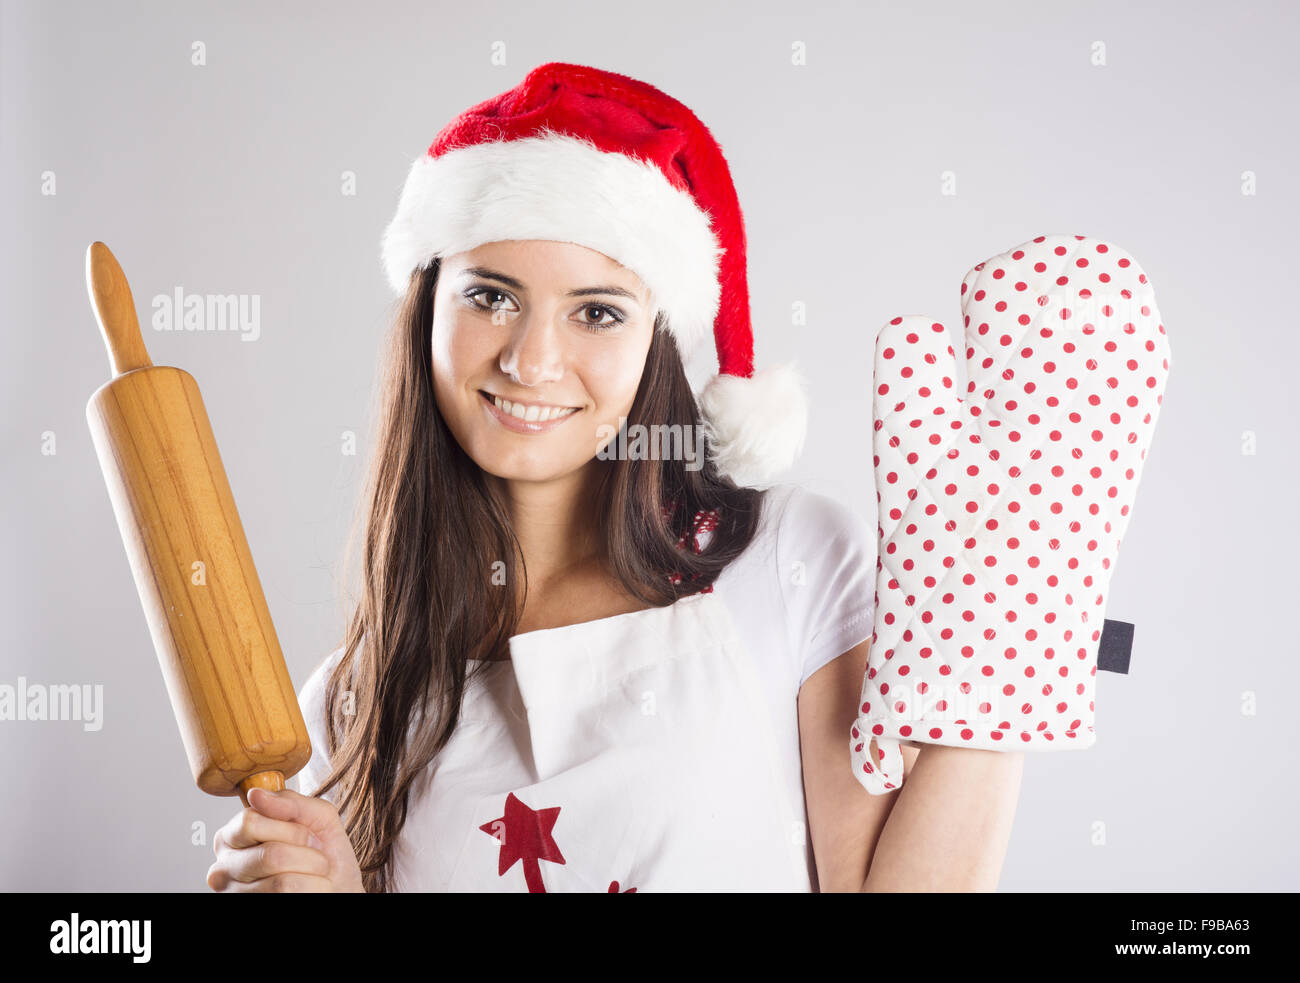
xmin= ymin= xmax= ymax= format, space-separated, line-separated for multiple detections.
xmin=86 ymin=241 xmax=154 ymax=376
xmin=237 ymin=770 xmax=287 ymax=809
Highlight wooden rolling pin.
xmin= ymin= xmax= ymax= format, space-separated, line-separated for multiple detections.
xmin=84 ymin=242 xmax=311 ymax=807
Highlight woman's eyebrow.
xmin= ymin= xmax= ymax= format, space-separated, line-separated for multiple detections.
xmin=461 ymin=266 xmax=526 ymax=291
xmin=461 ymin=266 xmax=639 ymax=303
xmin=567 ymin=284 xmax=639 ymax=302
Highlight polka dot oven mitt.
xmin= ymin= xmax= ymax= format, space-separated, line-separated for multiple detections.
xmin=850 ymin=234 xmax=1171 ymax=794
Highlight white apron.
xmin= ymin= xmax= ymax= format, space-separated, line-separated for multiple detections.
xmin=389 ymin=587 xmax=813 ymax=892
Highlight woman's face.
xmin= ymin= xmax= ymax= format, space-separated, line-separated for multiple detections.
xmin=431 ymin=239 xmax=656 ymax=484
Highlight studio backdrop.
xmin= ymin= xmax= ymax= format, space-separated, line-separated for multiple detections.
xmin=2 ymin=0 xmax=1296 ymax=891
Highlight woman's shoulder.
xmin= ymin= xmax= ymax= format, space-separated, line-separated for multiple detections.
xmin=715 ymin=482 xmax=874 ymax=586
xmin=297 ymin=645 xmax=351 ymax=726
xmin=293 ymin=645 xmax=353 ymax=797
xmin=773 ymin=482 xmax=873 ymax=544
xmin=713 ymin=482 xmax=877 ymax=691
xmin=757 ymin=482 xmax=874 ymax=553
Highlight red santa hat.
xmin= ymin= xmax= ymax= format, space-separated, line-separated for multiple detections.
xmin=380 ymin=62 xmax=808 ymax=489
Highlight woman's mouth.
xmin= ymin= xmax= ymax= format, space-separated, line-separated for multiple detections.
xmin=479 ymin=390 xmax=582 ymax=433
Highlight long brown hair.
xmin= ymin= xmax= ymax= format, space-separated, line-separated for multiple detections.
xmin=309 ymin=258 xmax=768 ymax=892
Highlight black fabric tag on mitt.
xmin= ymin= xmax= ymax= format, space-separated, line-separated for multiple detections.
xmin=1098 ymin=619 xmax=1133 ymax=674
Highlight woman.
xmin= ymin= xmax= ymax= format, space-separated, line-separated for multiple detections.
xmin=207 ymin=62 xmax=1023 ymax=894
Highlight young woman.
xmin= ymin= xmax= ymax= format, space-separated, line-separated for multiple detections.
xmin=206 ymin=62 xmax=1023 ymax=894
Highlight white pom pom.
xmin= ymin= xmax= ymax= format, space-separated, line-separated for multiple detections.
xmin=698 ymin=363 xmax=809 ymax=489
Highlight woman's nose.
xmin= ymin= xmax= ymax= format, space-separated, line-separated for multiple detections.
xmin=499 ymin=315 xmax=565 ymax=386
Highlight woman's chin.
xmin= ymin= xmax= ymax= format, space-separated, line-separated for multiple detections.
xmin=471 ymin=444 xmax=585 ymax=484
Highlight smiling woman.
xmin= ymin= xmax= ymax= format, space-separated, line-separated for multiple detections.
xmin=296 ymin=243 xmax=791 ymax=892
xmin=206 ymin=62 xmax=903 ymax=896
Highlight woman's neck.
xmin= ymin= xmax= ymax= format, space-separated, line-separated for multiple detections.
xmin=489 ymin=464 xmax=602 ymax=591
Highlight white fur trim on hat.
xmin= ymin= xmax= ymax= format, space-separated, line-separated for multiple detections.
xmin=381 ymin=130 xmax=723 ymax=360
xmin=699 ymin=362 xmax=809 ymax=489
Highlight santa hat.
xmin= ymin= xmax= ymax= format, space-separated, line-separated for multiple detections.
xmin=380 ymin=62 xmax=807 ymax=489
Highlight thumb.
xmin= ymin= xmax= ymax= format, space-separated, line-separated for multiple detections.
xmin=872 ymin=314 xmax=963 ymax=518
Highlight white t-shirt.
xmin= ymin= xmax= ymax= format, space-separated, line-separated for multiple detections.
xmin=293 ymin=482 xmax=877 ymax=891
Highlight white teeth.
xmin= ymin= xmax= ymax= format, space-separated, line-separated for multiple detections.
xmin=490 ymin=394 xmax=577 ymax=423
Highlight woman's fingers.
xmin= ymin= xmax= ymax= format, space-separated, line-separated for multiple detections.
xmin=208 ymin=868 xmax=335 ymax=893
xmin=213 ymin=805 xmax=317 ymax=854
xmin=212 ymin=837 xmax=332 ymax=886
xmin=243 ymin=788 xmax=336 ymax=851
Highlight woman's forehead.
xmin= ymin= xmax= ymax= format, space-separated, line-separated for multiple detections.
xmin=456 ymin=240 xmax=635 ymax=275
xmin=446 ymin=241 xmax=650 ymax=300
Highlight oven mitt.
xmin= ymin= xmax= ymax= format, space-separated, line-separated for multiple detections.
xmin=850 ymin=233 xmax=1171 ymax=794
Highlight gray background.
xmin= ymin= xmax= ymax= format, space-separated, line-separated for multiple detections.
xmin=3 ymin=0 xmax=1296 ymax=891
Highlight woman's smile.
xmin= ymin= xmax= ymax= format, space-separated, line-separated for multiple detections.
xmin=478 ymin=388 xmax=583 ymax=433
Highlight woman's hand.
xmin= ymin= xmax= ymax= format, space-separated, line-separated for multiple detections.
xmin=207 ymin=787 xmax=365 ymax=893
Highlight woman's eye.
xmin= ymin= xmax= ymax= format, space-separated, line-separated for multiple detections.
xmin=466 ymin=288 xmax=519 ymax=314
xmin=577 ymin=304 xmax=625 ymax=333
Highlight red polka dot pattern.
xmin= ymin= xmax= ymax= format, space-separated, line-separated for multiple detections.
xmin=849 ymin=234 xmax=1171 ymax=795
xmin=665 ymin=504 xmax=720 ymax=595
